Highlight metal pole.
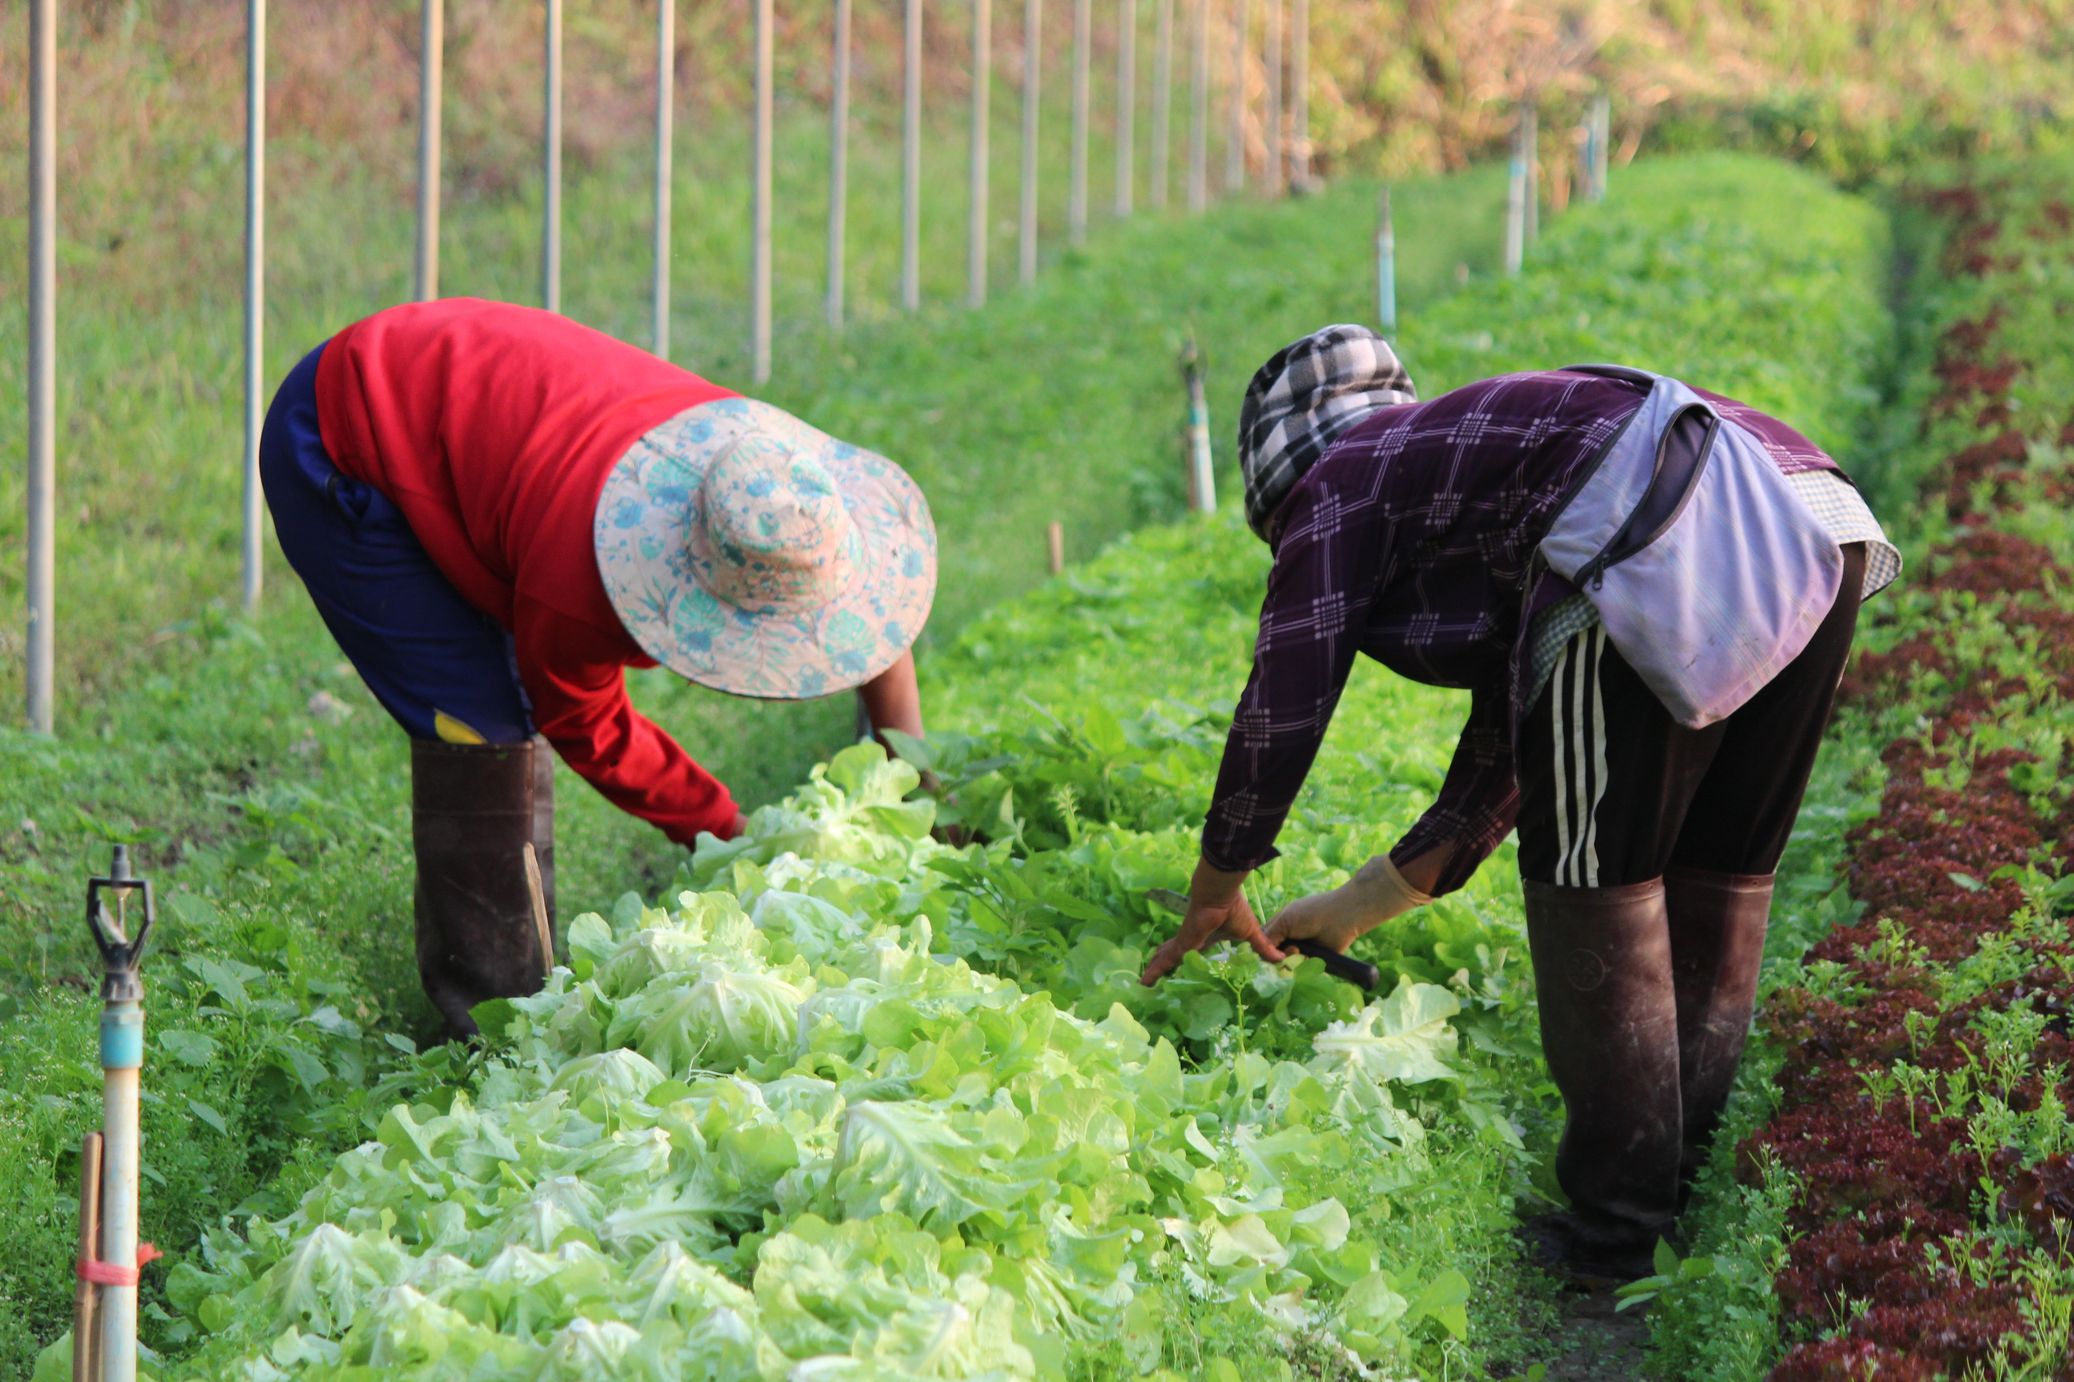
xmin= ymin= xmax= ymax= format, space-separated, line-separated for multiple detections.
xmin=1523 ymin=101 xmax=1538 ymax=245
xmin=26 ymin=0 xmax=56 ymax=735
xmin=1226 ymin=0 xmax=1248 ymax=194
xmin=415 ymin=0 xmax=442 ymax=300
xmin=1019 ymin=0 xmax=1041 ymax=283
xmin=97 ymin=1068 xmax=139 ymax=1382
xmin=901 ymin=0 xmax=923 ymax=311
xmin=1590 ymin=93 xmax=1610 ymax=202
xmin=751 ymin=0 xmax=773 ymax=383
xmin=1290 ymin=0 xmax=1307 ymax=187
xmin=827 ymin=0 xmax=851 ymax=327
xmin=1375 ymin=185 xmax=1396 ymax=332
xmin=242 ymin=0 xmax=266 ymax=613
xmin=1181 ymin=335 xmax=1214 ymax=512
xmin=1263 ymin=0 xmax=1280 ymax=194
xmin=1069 ymin=0 xmax=1089 ymax=245
xmin=653 ymin=0 xmax=673 ymax=355
xmin=1504 ymin=109 xmax=1526 ymax=277
xmin=1187 ymin=0 xmax=1207 ymax=211
xmin=1579 ymin=107 xmax=1597 ymax=204
xmin=542 ymin=0 xmax=562 ymax=312
xmin=968 ymin=0 xmax=991 ymax=307
xmin=1114 ymin=0 xmax=1135 ymax=218
xmin=1150 ymin=0 xmax=1173 ymax=209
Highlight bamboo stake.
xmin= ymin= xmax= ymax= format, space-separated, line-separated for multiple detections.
xmin=522 ymin=843 xmax=552 ymax=980
xmin=73 ymin=1132 xmax=103 ymax=1382
xmin=1046 ymin=521 xmax=1065 ymax=575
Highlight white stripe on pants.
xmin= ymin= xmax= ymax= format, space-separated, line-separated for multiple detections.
xmin=1553 ymin=627 xmax=1610 ymax=887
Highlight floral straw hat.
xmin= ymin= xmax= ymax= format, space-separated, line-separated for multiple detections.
xmin=594 ymin=397 xmax=937 ymax=700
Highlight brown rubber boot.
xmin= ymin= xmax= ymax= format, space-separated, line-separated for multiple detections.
xmin=1521 ymin=877 xmax=1681 ymax=1283
xmin=1666 ymin=867 xmax=1773 ymax=1197
xmin=411 ymin=738 xmax=551 ymax=1040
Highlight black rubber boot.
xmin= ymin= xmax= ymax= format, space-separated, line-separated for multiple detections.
xmin=1666 ymin=867 xmax=1773 ymax=1198
xmin=1521 ymin=877 xmax=1681 ymax=1284
xmin=411 ymin=738 xmax=552 ymax=1040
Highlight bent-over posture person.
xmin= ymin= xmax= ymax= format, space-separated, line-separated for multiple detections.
xmin=1139 ymin=326 xmax=1899 ymax=1282
xmin=261 ymin=298 xmax=937 ymax=1038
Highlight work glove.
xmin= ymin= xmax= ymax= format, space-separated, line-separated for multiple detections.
xmin=1265 ymin=855 xmax=1432 ymax=954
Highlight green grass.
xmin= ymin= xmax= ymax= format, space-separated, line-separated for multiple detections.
xmin=0 ymin=154 xmax=1503 ymax=1379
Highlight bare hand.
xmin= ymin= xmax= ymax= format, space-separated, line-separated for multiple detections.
xmin=1140 ymin=888 xmax=1285 ymax=986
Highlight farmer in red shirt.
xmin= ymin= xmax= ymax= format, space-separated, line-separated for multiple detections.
xmin=260 ymin=299 xmax=937 ymax=1037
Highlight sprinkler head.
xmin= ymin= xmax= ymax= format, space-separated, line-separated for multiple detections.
xmin=85 ymin=845 xmax=156 ymax=1002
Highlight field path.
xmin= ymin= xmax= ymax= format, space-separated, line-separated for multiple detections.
xmin=1543 ymin=1286 xmax=1650 ymax=1380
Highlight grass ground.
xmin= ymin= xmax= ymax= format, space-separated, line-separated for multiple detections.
xmin=0 ymin=156 xmax=1505 ymax=1379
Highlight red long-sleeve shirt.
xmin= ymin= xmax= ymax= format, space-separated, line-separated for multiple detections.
xmin=315 ymin=298 xmax=740 ymax=843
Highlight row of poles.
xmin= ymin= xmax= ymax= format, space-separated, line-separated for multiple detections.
xmin=23 ymin=4 xmax=1614 ymax=740
xmin=21 ymin=0 xmax=1317 ymax=736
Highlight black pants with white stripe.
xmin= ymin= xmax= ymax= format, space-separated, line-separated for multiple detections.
xmin=1517 ymin=544 xmax=1867 ymax=887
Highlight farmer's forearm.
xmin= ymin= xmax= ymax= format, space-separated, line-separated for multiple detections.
xmin=1377 ymin=845 xmax=1447 ymax=898
xmin=857 ymin=649 xmax=924 ymax=741
xmin=1188 ymin=855 xmax=1251 ymax=908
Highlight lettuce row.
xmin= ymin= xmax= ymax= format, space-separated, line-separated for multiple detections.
xmin=153 ymin=746 xmax=1470 ymax=1379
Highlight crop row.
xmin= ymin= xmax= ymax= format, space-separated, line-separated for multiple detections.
xmin=1652 ymin=163 xmax=2074 ymax=1380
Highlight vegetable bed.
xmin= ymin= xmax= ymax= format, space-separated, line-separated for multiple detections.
xmin=1648 ymin=163 xmax=2074 ymax=1379
xmin=33 ymin=154 xmax=1900 ymax=1380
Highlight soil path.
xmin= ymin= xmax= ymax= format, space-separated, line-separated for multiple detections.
xmin=1539 ymin=1285 xmax=1651 ymax=1381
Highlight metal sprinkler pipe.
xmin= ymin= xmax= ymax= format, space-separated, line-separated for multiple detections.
xmin=84 ymin=845 xmax=156 ymax=1382
xmin=1181 ymin=335 xmax=1215 ymax=513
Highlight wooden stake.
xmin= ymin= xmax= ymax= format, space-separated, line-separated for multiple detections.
xmin=1046 ymin=521 xmax=1065 ymax=575
xmin=74 ymin=1131 xmax=103 ymax=1382
xmin=521 ymin=843 xmax=552 ymax=980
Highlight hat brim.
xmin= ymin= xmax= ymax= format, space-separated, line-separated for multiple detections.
xmin=593 ymin=397 xmax=937 ymax=700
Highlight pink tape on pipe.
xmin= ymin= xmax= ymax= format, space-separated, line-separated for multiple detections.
xmin=77 ymin=1242 xmax=159 ymax=1286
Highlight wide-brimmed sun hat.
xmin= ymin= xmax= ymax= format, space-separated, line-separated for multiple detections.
xmin=594 ymin=397 xmax=937 ymax=700
xmin=1237 ymin=324 xmax=1418 ymax=543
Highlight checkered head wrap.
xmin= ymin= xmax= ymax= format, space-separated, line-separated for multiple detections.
xmin=1238 ymin=325 xmax=1417 ymax=542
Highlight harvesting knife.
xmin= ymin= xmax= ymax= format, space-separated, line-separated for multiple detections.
xmin=1143 ymin=888 xmax=1381 ymax=991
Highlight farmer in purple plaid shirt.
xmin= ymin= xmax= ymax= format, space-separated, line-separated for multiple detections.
xmin=1140 ymin=326 xmax=1898 ymax=1284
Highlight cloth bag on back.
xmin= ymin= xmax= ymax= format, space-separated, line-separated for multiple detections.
xmin=1535 ymin=366 xmax=1845 ymax=728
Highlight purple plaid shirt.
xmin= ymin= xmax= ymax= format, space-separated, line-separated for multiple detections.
xmin=1201 ymin=369 xmax=1841 ymax=891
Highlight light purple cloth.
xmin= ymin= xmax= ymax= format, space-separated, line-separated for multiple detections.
xmin=1535 ymin=372 xmax=1844 ymax=728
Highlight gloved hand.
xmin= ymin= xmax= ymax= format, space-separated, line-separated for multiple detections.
xmin=1265 ymin=855 xmax=1432 ymax=954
